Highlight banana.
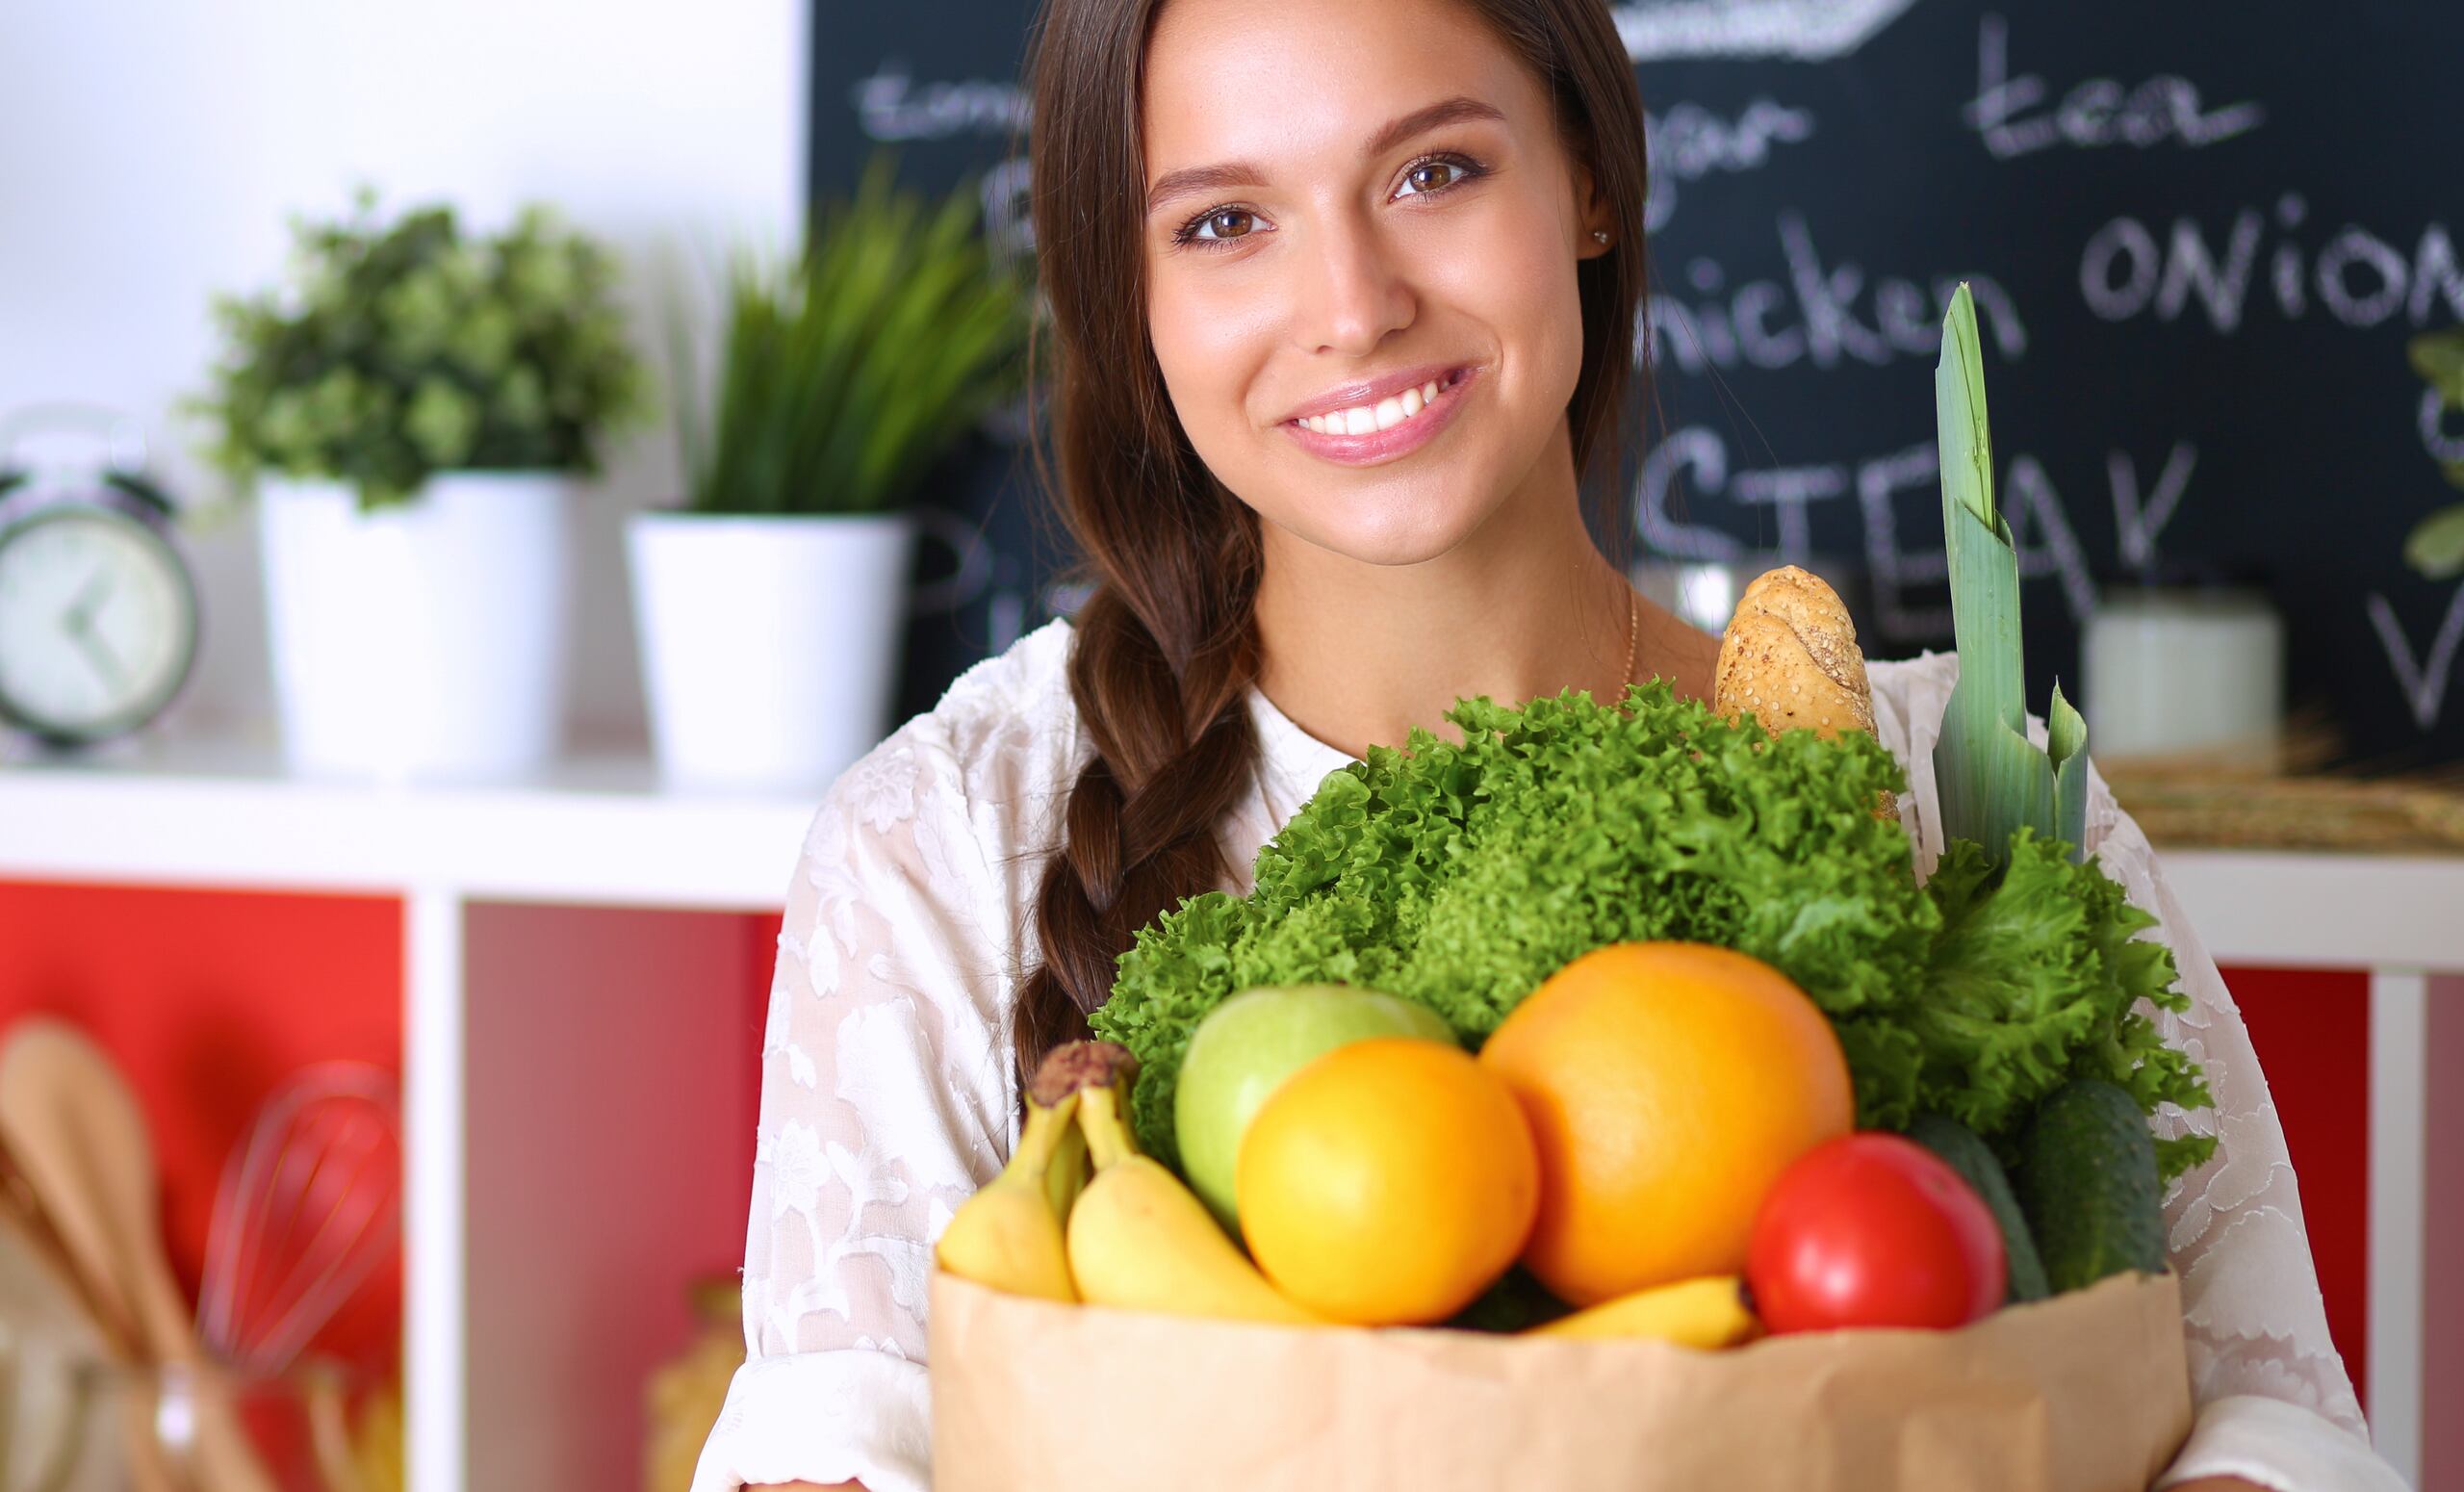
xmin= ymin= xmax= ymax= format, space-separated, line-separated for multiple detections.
xmin=1042 ymin=1108 xmax=1091 ymax=1220
xmin=1061 ymin=1042 xmax=1322 ymax=1326
xmin=1528 ymin=1274 xmax=1759 ymax=1348
xmin=934 ymin=1057 xmax=1090 ymax=1302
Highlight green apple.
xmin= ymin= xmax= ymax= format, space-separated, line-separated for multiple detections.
xmin=1174 ymin=983 xmax=1457 ymax=1228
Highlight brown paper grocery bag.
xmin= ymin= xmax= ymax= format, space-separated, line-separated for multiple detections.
xmin=930 ymin=1269 xmax=2191 ymax=1492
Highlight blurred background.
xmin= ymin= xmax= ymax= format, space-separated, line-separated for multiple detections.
xmin=0 ymin=1 xmax=2458 ymax=1490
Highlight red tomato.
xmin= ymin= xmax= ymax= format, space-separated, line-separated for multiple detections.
xmin=1746 ymin=1132 xmax=2007 ymax=1332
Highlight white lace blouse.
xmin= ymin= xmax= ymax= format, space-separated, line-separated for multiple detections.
xmin=691 ymin=617 xmax=2404 ymax=1492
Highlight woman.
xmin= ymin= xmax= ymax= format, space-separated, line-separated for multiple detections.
xmin=692 ymin=0 xmax=2400 ymax=1487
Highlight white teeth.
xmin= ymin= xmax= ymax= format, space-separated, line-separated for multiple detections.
xmin=1299 ymin=373 xmax=1455 ymax=436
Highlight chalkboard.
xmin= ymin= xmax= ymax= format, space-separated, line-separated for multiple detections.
xmin=808 ymin=0 xmax=2464 ymax=764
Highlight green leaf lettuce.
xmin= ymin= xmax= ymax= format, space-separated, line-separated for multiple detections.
xmin=1089 ymin=683 xmax=2213 ymax=1183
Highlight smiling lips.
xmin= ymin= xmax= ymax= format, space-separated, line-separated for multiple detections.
xmin=1281 ymin=365 xmax=1476 ymax=466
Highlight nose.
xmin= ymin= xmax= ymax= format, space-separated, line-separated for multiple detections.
xmin=1295 ymin=210 xmax=1415 ymax=357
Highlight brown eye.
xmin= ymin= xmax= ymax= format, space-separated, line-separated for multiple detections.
xmin=1183 ymin=208 xmax=1257 ymax=244
xmin=1398 ymin=152 xmax=1487 ymax=201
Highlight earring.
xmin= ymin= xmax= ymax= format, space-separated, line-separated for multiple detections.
xmin=1591 ymin=230 xmax=1609 ymax=244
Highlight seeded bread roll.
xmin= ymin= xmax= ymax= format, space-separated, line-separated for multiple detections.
xmin=1715 ymin=565 xmax=1899 ymax=822
xmin=1715 ymin=566 xmax=1876 ymax=741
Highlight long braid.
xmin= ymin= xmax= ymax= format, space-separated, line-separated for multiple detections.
xmin=1013 ymin=578 xmax=1262 ymax=1077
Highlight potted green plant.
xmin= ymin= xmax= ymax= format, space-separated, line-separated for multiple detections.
xmin=192 ymin=188 xmax=647 ymax=781
xmin=629 ymin=151 xmax=1032 ymax=790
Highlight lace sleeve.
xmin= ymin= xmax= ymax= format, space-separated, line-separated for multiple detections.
xmin=2082 ymin=783 xmax=2404 ymax=1490
xmin=691 ymin=731 xmax=1019 ymax=1492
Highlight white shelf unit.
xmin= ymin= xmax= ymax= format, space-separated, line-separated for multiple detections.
xmin=1 ymin=738 xmax=2456 ymax=1489
xmin=0 ymin=735 xmax=817 ymax=1492
xmin=0 ymin=734 xmax=816 ymax=909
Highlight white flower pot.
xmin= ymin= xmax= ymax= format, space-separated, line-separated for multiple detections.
xmin=258 ymin=472 xmax=577 ymax=782
xmin=627 ymin=509 xmax=915 ymax=793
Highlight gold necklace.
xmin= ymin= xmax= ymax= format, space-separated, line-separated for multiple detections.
xmin=1622 ymin=588 xmax=1638 ymax=689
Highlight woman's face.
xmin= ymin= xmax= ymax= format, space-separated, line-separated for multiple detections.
xmin=1141 ymin=0 xmax=1614 ymax=569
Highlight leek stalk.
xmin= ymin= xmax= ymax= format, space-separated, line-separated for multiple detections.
xmin=1932 ymin=283 xmax=2092 ymax=865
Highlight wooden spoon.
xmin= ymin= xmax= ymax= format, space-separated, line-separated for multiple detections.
xmin=0 ymin=1136 xmax=153 ymax=1491
xmin=0 ymin=1028 xmax=177 ymax=1492
xmin=0 ymin=1018 xmax=277 ymax=1492
xmin=0 ymin=1135 xmax=138 ymax=1357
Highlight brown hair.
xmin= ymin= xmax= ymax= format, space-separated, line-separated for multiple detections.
xmin=1012 ymin=0 xmax=1654 ymax=1086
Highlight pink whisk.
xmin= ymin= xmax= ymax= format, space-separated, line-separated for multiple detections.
xmin=198 ymin=1063 xmax=403 ymax=1377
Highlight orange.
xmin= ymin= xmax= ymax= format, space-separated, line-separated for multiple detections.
xmin=1236 ymin=1037 xmax=1539 ymax=1326
xmin=1477 ymin=941 xmax=1852 ymax=1306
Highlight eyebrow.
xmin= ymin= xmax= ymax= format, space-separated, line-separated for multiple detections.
xmin=1143 ymin=94 xmax=1507 ymax=218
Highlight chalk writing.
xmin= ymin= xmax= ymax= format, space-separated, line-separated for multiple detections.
xmin=1645 ymin=100 xmax=1817 ymax=230
xmin=1613 ymin=0 xmax=1920 ymax=63
xmin=1635 ymin=429 xmax=1746 ymax=561
xmin=1964 ymin=15 xmax=2264 ymax=161
xmin=2368 ymin=583 xmax=2464 ymax=732
xmin=2000 ymin=458 xmax=2099 ymax=627
xmin=1631 ymin=427 xmax=2170 ymax=639
xmin=1856 ymin=443 xmax=1951 ymax=636
xmin=2084 ymin=208 xmax=2464 ymax=332
xmin=1643 ymin=216 xmax=2026 ymax=373
xmin=1853 ymin=439 xmax=2095 ymax=637
xmin=852 ymin=63 xmax=1031 ymax=142
xmin=2110 ymin=444 xmax=2198 ymax=576
xmin=1732 ymin=463 xmax=1849 ymax=559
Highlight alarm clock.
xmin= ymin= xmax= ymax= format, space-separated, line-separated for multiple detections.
xmin=0 ymin=406 xmax=201 ymax=747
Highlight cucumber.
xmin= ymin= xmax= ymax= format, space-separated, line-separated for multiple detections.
xmin=1909 ymin=1112 xmax=2050 ymax=1303
xmin=2015 ymin=1079 xmax=2169 ymax=1294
